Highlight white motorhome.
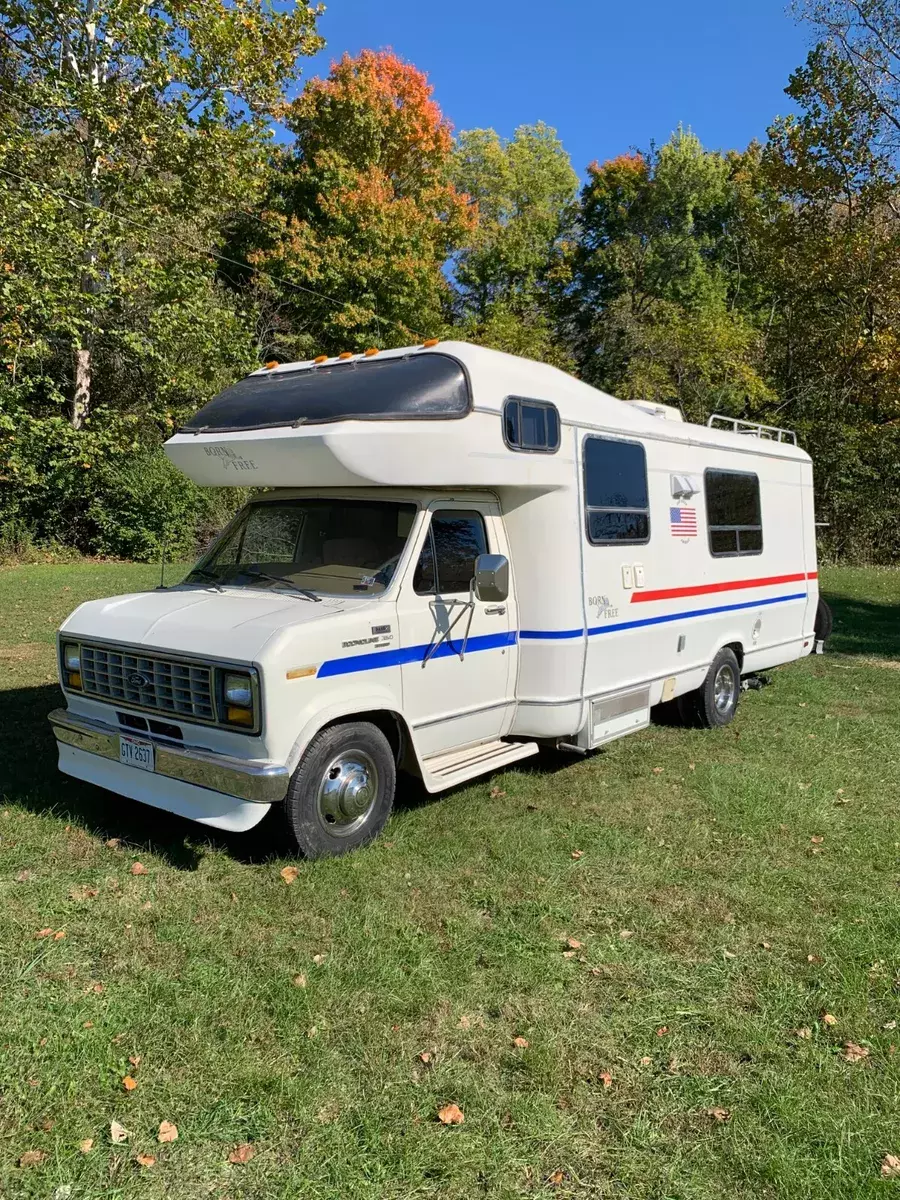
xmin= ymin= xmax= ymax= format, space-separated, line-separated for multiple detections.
xmin=49 ymin=342 xmax=828 ymax=857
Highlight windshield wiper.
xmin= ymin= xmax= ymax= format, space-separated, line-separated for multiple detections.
xmin=243 ymin=568 xmax=322 ymax=602
xmin=183 ymin=566 xmax=223 ymax=590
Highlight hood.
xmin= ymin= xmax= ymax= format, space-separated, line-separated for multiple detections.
xmin=61 ymin=585 xmax=352 ymax=663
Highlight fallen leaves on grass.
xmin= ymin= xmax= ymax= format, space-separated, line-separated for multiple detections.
xmin=418 ymin=1051 xmax=433 ymax=1064
xmin=639 ymin=1056 xmax=652 ymax=1066
xmin=129 ymin=1055 xmax=141 ymax=1068
xmin=795 ymin=1027 xmax=813 ymax=1040
xmin=547 ymin=1169 xmax=568 ymax=1186
xmin=437 ymin=1103 xmax=465 ymax=1125
xmin=810 ymin=835 xmax=824 ymax=845
xmin=122 ymin=1075 xmax=137 ymax=1091
xmin=69 ymin=885 xmax=98 ymax=900
xmin=565 ymin=937 xmax=584 ymax=950
xmin=842 ymin=1042 xmax=870 ymax=1063
xmin=228 ymin=1143 xmax=256 ymax=1164
xmin=280 ymin=866 xmax=298 ymax=885
xmin=652 ymin=767 xmax=663 ymax=775
xmin=881 ymin=1155 xmax=900 ymax=1179
xmin=513 ymin=1037 xmax=529 ymax=1049
xmin=619 ymin=929 xmax=634 ymax=939
xmin=822 ymin=1013 xmax=838 ymax=1027
xmin=598 ymin=1070 xmax=612 ymax=1088
xmin=292 ymin=973 xmax=307 ymax=988
xmin=110 ymin=1121 xmax=130 ymax=1144
xmin=570 ymin=849 xmax=584 ymax=859
xmin=312 ymin=953 xmax=326 ymax=966
xmin=18 ymin=1150 xmax=46 ymax=1167
xmin=130 ymin=862 xmax=149 ymax=876
xmin=706 ymin=1107 xmax=731 ymax=1123
xmin=135 ymin=1153 xmax=156 ymax=1168
xmin=79 ymin=1139 xmax=94 ymax=1153
xmin=656 ymin=1026 xmax=669 ymax=1037
xmin=489 ymin=787 xmax=506 ymax=798
xmin=16 ymin=869 xmax=33 ymax=882
xmin=157 ymin=1121 xmax=178 ymax=1143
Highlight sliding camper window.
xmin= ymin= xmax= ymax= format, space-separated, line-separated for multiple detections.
xmin=414 ymin=511 xmax=488 ymax=596
xmin=503 ymin=397 xmax=560 ymax=452
xmin=705 ymin=469 xmax=763 ymax=556
xmin=583 ymin=436 xmax=650 ymax=545
xmin=180 ymin=353 xmax=470 ymax=433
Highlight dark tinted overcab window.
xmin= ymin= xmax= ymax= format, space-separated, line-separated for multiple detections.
xmin=182 ymin=353 xmax=470 ymax=433
xmin=705 ymin=470 xmax=763 ymax=556
xmin=503 ymin=397 xmax=560 ymax=452
xmin=583 ymin=436 xmax=650 ymax=544
xmin=414 ymin=511 xmax=488 ymax=595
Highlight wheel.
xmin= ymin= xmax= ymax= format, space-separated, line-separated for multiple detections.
xmin=678 ymin=647 xmax=741 ymax=729
xmin=814 ymin=597 xmax=833 ymax=645
xmin=281 ymin=721 xmax=396 ymax=859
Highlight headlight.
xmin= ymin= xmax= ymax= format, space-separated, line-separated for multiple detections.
xmin=220 ymin=670 xmax=256 ymax=728
xmin=224 ymin=673 xmax=253 ymax=707
xmin=62 ymin=642 xmax=82 ymax=689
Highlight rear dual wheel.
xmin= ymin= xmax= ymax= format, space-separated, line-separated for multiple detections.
xmin=678 ymin=647 xmax=741 ymax=729
xmin=281 ymin=721 xmax=395 ymax=859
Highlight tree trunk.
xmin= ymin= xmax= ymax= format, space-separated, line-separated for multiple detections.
xmin=71 ymin=345 xmax=92 ymax=429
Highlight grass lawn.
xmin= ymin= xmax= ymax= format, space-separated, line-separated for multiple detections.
xmin=1 ymin=561 xmax=899 ymax=1199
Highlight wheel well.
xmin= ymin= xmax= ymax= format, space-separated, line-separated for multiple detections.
xmin=322 ymin=709 xmax=408 ymax=765
xmin=724 ymin=641 xmax=744 ymax=671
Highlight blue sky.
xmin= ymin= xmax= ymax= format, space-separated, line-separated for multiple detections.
xmin=298 ymin=0 xmax=813 ymax=177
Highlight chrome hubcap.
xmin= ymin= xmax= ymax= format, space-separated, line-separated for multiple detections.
xmin=714 ymin=663 xmax=737 ymax=715
xmin=316 ymin=750 xmax=379 ymax=837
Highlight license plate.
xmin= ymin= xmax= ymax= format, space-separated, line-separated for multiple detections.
xmin=119 ymin=735 xmax=155 ymax=773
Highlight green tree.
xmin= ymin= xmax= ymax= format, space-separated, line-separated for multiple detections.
xmin=450 ymin=123 xmax=578 ymax=366
xmin=567 ymin=128 xmax=773 ymax=417
xmin=0 ymin=0 xmax=322 ymax=425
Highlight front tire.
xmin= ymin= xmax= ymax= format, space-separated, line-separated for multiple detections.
xmin=678 ymin=647 xmax=741 ymax=728
xmin=281 ymin=721 xmax=396 ymax=859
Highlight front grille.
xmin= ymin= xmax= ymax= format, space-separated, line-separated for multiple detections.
xmin=81 ymin=645 xmax=215 ymax=723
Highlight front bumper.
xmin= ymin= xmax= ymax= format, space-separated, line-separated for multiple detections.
xmin=48 ymin=708 xmax=290 ymax=805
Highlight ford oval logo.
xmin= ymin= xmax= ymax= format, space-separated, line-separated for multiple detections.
xmin=128 ymin=671 xmax=150 ymax=688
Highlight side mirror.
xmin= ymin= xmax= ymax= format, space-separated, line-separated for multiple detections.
xmin=473 ymin=553 xmax=509 ymax=603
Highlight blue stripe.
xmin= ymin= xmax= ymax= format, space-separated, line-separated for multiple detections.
xmin=317 ymin=630 xmax=517 ymax=678
xmin=317 ymin=592 xmax=807 ymax=677
xmin=524 ymin=592 xmax=807 ymax=641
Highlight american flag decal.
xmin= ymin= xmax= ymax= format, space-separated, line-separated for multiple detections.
xmin=670 ymin=506 xmax=697 ymax=537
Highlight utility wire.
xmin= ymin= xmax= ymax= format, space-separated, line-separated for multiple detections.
xmin=0 ymin=162 xmax=348 ymax=308
xmin=0 ymin=158 xmax=430 ymax=344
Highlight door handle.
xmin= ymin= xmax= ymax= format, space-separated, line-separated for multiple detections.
xmin=484 ymin=605 xmax=506 ymax=615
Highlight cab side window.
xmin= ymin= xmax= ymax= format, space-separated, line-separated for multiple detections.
xmin=414 ymin=511 xmax=488 ymax=595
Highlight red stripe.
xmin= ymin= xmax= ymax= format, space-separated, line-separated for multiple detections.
xmin=631 ymin=571 xmax=816 ymax=604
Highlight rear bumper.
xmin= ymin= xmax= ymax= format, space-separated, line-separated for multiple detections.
xmin=48 ymin=708 xmax=290 ymax=805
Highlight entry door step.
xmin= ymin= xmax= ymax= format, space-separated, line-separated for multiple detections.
xmin=421 ymin=738 xmax=539 ymax=793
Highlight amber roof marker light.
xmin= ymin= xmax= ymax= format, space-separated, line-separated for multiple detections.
xmin=265 ymin=360 xmax=279 ymax=369
xmin=338 ymin=352 xmax=353 ymax=360
xmin=313 ymin=355 xmax=327 ymax=365
xmin=422 ymin=338 xmax=440 ymax=348
xmin=364 ymin=347 xmax=379 ymax=357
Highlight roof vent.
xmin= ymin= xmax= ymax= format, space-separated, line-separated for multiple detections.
xmin=625 ymin=399 xmax=684 ymax=422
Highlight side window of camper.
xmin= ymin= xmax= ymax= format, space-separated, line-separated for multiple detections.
xmin=414 ymin=511 xmax=488 ymax=595
xmin=504 ymin=398 xmax=560 ymax=453
xmin=583 ymin=437 xmax=650 ymax=544
xmin=705 ymin=470 xmax=763 ymax=556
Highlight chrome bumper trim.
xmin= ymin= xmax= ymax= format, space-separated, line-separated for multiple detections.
xmin=48 ymin=709 xmax=289 ymax=804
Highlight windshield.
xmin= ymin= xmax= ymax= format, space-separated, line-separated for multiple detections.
xmin=185 ymin=498 xmax=418 ymax=597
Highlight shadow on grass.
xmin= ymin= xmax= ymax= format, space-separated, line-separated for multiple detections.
xmin=0 ymin=683 xmax=294 ymax=868
xmin=824 ymin=591 xmax=900 ymax=659
xmin=2 ymin=684 xmax=574 ymax=868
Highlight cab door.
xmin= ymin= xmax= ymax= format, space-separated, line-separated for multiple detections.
xmin=396 ymin=502 xmax=516 ymax=758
